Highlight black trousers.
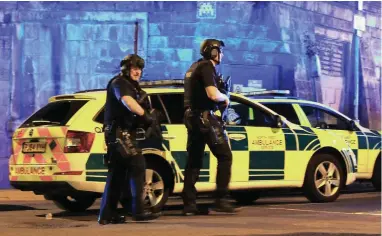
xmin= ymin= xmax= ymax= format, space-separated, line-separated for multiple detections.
xmin=98 ymin=135 xmax=146 ymax=220
xmin=182 ymin=112 xmax=233 ymax=206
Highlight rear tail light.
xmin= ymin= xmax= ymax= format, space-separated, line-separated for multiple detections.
xmin=64 ymin=131 xmax=95 ymax=153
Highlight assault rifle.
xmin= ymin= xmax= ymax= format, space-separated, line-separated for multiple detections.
xmin=137 ymin=91 xmax=163 ymax=140
xmin=216 ymin=74 xmax=231 ymax=122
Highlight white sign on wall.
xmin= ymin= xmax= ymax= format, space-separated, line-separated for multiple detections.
xmin=354 ymin=14 xmax=366 ymax=31
xmin=248 ymin=80 xmax=263 ymax=89
xmin=197 ymin=2 xmax=216 ymax=19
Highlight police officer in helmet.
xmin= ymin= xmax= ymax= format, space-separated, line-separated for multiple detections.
xmin=98 ymin=54 xmax=160 ymax=224
xmin=182 ymin=39 xmax=238 ymax=215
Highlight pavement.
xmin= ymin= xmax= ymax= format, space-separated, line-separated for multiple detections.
xmin=0 ymin=191 xmax=380 ymax=235
xmin=0 ymin=189 xmax=44 ymax=201
xmin=0 ymin=181 xmax=376 ymax=202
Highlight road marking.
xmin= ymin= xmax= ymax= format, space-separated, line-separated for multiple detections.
xmin=266 ymin=207 xmax=381 ymax=216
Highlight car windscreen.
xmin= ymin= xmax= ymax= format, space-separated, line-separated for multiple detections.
xmin=20 ymin=100 xmax=89 ymax=127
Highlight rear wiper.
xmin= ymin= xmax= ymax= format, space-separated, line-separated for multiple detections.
xmin=31 ymin=120 xmax=61 ymax=126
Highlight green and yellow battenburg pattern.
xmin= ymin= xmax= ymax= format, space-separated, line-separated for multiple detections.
xmin=9 ymin=88 xmax=360 ymax=198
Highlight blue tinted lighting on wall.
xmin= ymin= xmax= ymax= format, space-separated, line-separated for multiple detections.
xmin=16 ymin=24 xmax=24 ymax=40
xmin=177 ymin=49 xmax=193 ymax=61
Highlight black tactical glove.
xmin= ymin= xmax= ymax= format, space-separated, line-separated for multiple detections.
xmin=143 ymin=109 xmax=163 ymax=140
xmin=141 ymin=110 xmax=154 ymax=128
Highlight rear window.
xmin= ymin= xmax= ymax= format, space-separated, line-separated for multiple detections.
xmin=94 ymin=108 xmax=105 ymax=124
xmin=21 ymin=100 xmax=88 ymax=127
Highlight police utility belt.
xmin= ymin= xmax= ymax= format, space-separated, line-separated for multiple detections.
xmin=185 ymin=108 xmax=226 ymax=145
xmin=104 ymin=122 xmax=145 ymax=161
xmin=185 ymin=107 xmax=221 ymax=126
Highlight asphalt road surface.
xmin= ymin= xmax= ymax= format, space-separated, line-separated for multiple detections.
xmin=0 ymin=186 xmax=380 ymax=236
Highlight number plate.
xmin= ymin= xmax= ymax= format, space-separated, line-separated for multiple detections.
xmin=22 ymin=142 xmax=46 ymax=153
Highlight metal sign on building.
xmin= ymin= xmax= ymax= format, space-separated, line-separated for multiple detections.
xmin=316 ymin=35 xmax=345 ymax=77
xmin=197 ymin=2 xmax=216 ymax=19
xmin=354 ymin=14 xmax=366 ymax=32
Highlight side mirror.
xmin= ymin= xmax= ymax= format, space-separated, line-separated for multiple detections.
xmin=348 ymin=120 xmax=357 ymax=131
xmin=272 ymin=115 xmax=284 ymax=128
xmin=317 ymin=121 xmax=328 ymax=129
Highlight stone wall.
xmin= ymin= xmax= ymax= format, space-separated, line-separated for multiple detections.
xmin=0 ymin=1 xmax=380 ymax=188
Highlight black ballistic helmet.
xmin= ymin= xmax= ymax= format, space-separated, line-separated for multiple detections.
xmin=200 ymin=39 xmax=225 ymax=60
xmin=120 ymin=54 xmax=145 ymax=75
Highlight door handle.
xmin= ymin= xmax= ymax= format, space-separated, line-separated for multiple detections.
xmin=162 ymin=134 xmax=176 ymax=140
xmin=228 ymin=133 xmax=246 ymax=141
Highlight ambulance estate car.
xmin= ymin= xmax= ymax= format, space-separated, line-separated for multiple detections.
xmin=256 ymin=95 xmax=381 ymax=191
xmin=9 ymin=80 xmax=357 ymax=212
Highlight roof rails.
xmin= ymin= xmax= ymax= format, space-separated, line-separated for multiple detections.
xmin=235 ymin=90 xmax=291 ymax=96
xmin=75 ymin=89 xmax=105 ymax=93
xmin=249 ymin=95 xmax=302 ymax=100
xmin=140 ymin=79 xmax=184 ymax=88
xmin=75 ymin=79 xmax=185 ymax=93
xmin=74 ymin=80 xmax=292 ymax=98
xmin=49 ymin=94 xmax=97 ymax=102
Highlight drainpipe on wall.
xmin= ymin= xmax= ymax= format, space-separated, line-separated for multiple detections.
xmin=311 ymin=54 xmax=322 ymax=103
xmin=353 ymin=32 xmax=360 ymax=123
xmin=353 ymin=1 xmax=365 ymax=123
xmin=134 ymin=21 xmax=139 ymax=54
xmin=303 ymin=33 xmax=320 ymax=102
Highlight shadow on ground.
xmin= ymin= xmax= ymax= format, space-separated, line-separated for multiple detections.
xmin=36 ymin=209 xmax=99 ymax=221
xmin=33 ymin=181 xmax=378 ymax=221
xmin=228 ymin=234 xmax=380 ymax=236
xmin=0 ymin=204 xmax=45 ymax=211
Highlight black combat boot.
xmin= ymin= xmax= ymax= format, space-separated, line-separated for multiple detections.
xmin=212 ymin=198 xmax=239 ymax=213
xmin=98 ymin=214 xmax=126 ymax=225
xmin=182 ymin=204 xmax=209 ymax=216
xmin=132 ymin=211 xmax=161 ymax=221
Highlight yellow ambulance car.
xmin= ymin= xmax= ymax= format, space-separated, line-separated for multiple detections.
xmin=9 ymin=80 xmax=357 ymax=212
xmin=256 ymin=94 xmax=381 ymax=191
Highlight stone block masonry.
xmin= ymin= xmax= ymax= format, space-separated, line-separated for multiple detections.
xmin=0 ymin=1 xmax=380 ymax=189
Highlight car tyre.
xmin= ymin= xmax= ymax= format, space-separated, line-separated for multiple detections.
xmin=371 ymin=156 xmax=381 ymax=191
xmin=303 ymin=154 xmax=344 ymax=203
xmin=120 ymin=159 xmax=171 ymax=213
xmin=52 ymin=195 xmax=96 ymax=212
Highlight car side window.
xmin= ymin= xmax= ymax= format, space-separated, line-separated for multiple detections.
xmin=262 ymin=103 xmax=300 ymax=125
xmin=300 ymin=105 xmax=349 ymax=130
xmin=94 ymin=108 xmax=104 ymax=124
xmin=150 ymin=94 xmax=184 ymax=124
xmin=227 ymin=98 xmax=274 ymax=127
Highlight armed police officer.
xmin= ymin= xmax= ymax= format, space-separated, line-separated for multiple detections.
xmin=182 ymin=39 xmax=238 ymax=215
xmin=98 ymin=54 xmax=160 ymax=225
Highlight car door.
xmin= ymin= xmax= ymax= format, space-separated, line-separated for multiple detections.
xmin=149 ymin=93 xmax=212 ymax=184
xmin=297 ymin=104 xmax=365 ymax=173
xmin=227 ymin=96 xmax=286 ymax=182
